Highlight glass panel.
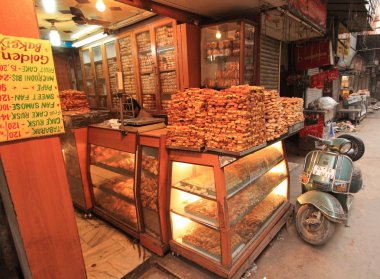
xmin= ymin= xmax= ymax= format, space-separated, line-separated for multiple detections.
xmin=74 ymin=52 xmax=83 ymax=91
xmin=171 ymin=162 xmax=216 ymax=198
xmin=156 ymin=23 xmax=176 ymax=112
xmin=93 ymin=187 xmax=138 ymax=228
xmin=93 ymin=46 xmax=107 ymax=108
xmin=140 ymin=147 xmax=160 ymax=238
xmin=118 ymin=36 xmax=137 ymax=98
xmin=243 ymin=23 xmax=255 ymax=85
xmin=90 ymin=165 xmax=135 ymax=201
xmin=227 ymin=160 xmax=287 ymax=226
xmin=83 ymin=49 xmax=95 ymax=107
xmin=136 ymin=30 xmax=157 ymax=111
xmin=171 ymin=188 xmax=218 ymax=227
xmin=90 ymin=144 xmax=135 ymax=173
xmin=231 ymin=179 xmax=288 ymax=260
xmin=105 ymin=41 xmax=118 ymax=109
xmin=201 ymin=22 xmax=241 ymax=89
xmin=224 ymin=142 xmax=284 ymax=197
xmin=60 ymin=132 xmax=85 ymax=208
xmin=171 ymin=212 xmax=222 ymax=262
xmin=90 ymin=144 xmax=137 ymax=228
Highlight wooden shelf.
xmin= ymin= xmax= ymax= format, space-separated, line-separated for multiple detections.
xmin=91 ymin=162 xmax=134 ymax=177
xmin=159 ymin=68 xmax=176 ymax=73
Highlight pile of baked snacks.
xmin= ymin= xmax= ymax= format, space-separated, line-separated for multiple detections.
xmin=59 ymin=90 xmax=90 ymax=112
xmin=263 ymin=90 xmax=288 ymax=141
xmin=280 ymin=97 xmax=305 ymax=126
xmin=205 ymin=85 xmax=266 ymax=152
xmin=166 ymin=86 xmax=303 ymax=152
xmin=166 ymin=88 xmax=213 ymax=150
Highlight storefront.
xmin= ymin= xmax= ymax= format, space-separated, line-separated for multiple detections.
xmin=0 ymin=1 xmax=308 ymax=278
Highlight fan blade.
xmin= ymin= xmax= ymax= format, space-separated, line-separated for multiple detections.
xmin=70 ymin=7 xmax=84 ymax=17
xmin=72 ymin=16 xmax=87 ymax=25
xmin=87 ymin=19 xmax=111 ymax=27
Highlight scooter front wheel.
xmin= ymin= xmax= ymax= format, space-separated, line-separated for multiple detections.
xmin=296 ymin=204 xmax=335 ymax=246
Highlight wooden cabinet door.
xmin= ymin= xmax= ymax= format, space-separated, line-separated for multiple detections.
xmin=152 ymin=19 xmax=178 ymax=113
xmin=134 ymin=28 xmax=158 ymax=112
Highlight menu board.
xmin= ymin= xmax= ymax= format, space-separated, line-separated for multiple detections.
xmin=0 ymin=34 xmax=64 ymax=142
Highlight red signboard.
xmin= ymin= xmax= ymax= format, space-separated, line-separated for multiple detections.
xmin=288 ymin=0 xmax=327 ymax=31
xmin=295 ymin=40 xmax=332 ymax=71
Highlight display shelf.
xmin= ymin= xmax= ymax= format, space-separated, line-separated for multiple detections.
xmin=205 ymin=142 xmax=267 ymax=157
xmin=93 ymin=187 xmax=138 ymax=228
xmin=171 ymin=188 xmax=218 ymax=227
xmin=166 ymin=145 xmax=204 ymax=152
xmin=172 ymin=184 xmax=216 ymax=200
xmin=157 ymin=46 xmax=175 ymax=53
xmin=91 ymin=161 xmax=134 ymax=177
xmin=159 ymin=68 xmax=176 ymax=73
xmin=226 ymin=156 xmax=284 ymax=199
xmin=93 ymin=182 xmax=135 ymax=204
xmin=228 ymin=176 xmax=287 ymax=226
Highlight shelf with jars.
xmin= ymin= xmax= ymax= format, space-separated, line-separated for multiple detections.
xmin=168 ymin=141 xmax=291 ymax=278
xmin=201 ymin=20 xmax=256 ymax=90
xmin=137 ymin=129 xmax=169 ymax=256
xmin=87 ymin=125 xmax=139 ymax=237
xmin=79 ymin=17 xmax=200 ymax=114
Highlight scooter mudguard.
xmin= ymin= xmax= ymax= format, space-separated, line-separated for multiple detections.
xmin=297 ymin=190 xmax=346 ymax=223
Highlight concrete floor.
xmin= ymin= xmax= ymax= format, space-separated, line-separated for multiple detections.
xmin=254 ymin=111 xmax=380 ymax=279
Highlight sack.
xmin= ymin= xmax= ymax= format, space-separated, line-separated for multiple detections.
xmin=318 ymin=97 xmax=338 ymax=110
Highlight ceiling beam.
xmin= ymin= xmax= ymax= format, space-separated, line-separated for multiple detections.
xmin=116 ymin=0 xmax=206 ymax=25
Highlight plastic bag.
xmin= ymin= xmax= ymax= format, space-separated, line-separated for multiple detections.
xmin=318 ymin=97 xmax=338 ymax=110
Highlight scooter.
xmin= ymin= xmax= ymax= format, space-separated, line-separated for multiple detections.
xmin=295 ymin=135 xmax=364 ymax=245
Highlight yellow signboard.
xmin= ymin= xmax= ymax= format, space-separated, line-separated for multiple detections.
xmin=0 ymin=34 xmax=64 ymax=142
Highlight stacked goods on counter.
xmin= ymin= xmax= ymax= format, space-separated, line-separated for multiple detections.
xmin=263 ymin=90 xmax=288 ymax=141
xmin=280 ymin=97 xmax=304 ymax=126
xmin=166 ymin=88 xmax=212 ymax=149
xmin=205 ymin=85 xmax=266 ymax=152
xmin=59 ymin=90 xmax=90 ymax=112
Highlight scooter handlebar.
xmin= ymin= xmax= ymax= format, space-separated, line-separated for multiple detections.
xmin=307 ymin=135 xmax=322 ymax=142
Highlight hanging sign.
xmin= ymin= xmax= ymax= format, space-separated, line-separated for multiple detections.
xmin=295 ymin=39 xmax=332 ymax=71
xmin=0 ymin=34 xmax=64 ymax=142
xmin=288 ymin=0 xmax=327 ymax=31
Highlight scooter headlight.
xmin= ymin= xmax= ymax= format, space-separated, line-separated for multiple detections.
xmin=339 ymin=142 xmax=352 ymax=154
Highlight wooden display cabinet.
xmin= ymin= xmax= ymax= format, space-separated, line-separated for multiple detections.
xmin=80 ymin=42 xmax=116 ymax=110
xmin=168 ymin=141 xmax=291 ymax=278
xmin=136 ymin=129 xmax=169 ymax=255
xmin=134 ymin=18 xmax=179 ymax=113
xmin=79 ymin=17 xmax=201 ymax=114
xmin=201 ymin=20 xmax=256 ymax=89
xmin=87 ymin=125 xmax=139 ymax=238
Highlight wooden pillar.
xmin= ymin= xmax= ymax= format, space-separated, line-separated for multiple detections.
xmin=0 ymin=0 xmax=87 ymax=278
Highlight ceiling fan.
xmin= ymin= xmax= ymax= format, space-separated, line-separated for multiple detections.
xmin=70 ymin=7 xmax=111 ymax=27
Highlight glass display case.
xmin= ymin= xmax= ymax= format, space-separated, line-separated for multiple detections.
xmin=169 ymin=141 xmax=291 ymax=277
xmin=88 ymin=126 xmax=139 ymax=237
xmin=137 ymin=130 xmax=169 ymax=255
xmin=82 ymin=49 xmax=96 ymax=108
xmin=201 ymin=21 xmax=256 ymax=89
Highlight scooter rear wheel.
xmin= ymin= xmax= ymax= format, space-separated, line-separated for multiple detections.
xmin=296 ymin=204 xmax=335 ymax=246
